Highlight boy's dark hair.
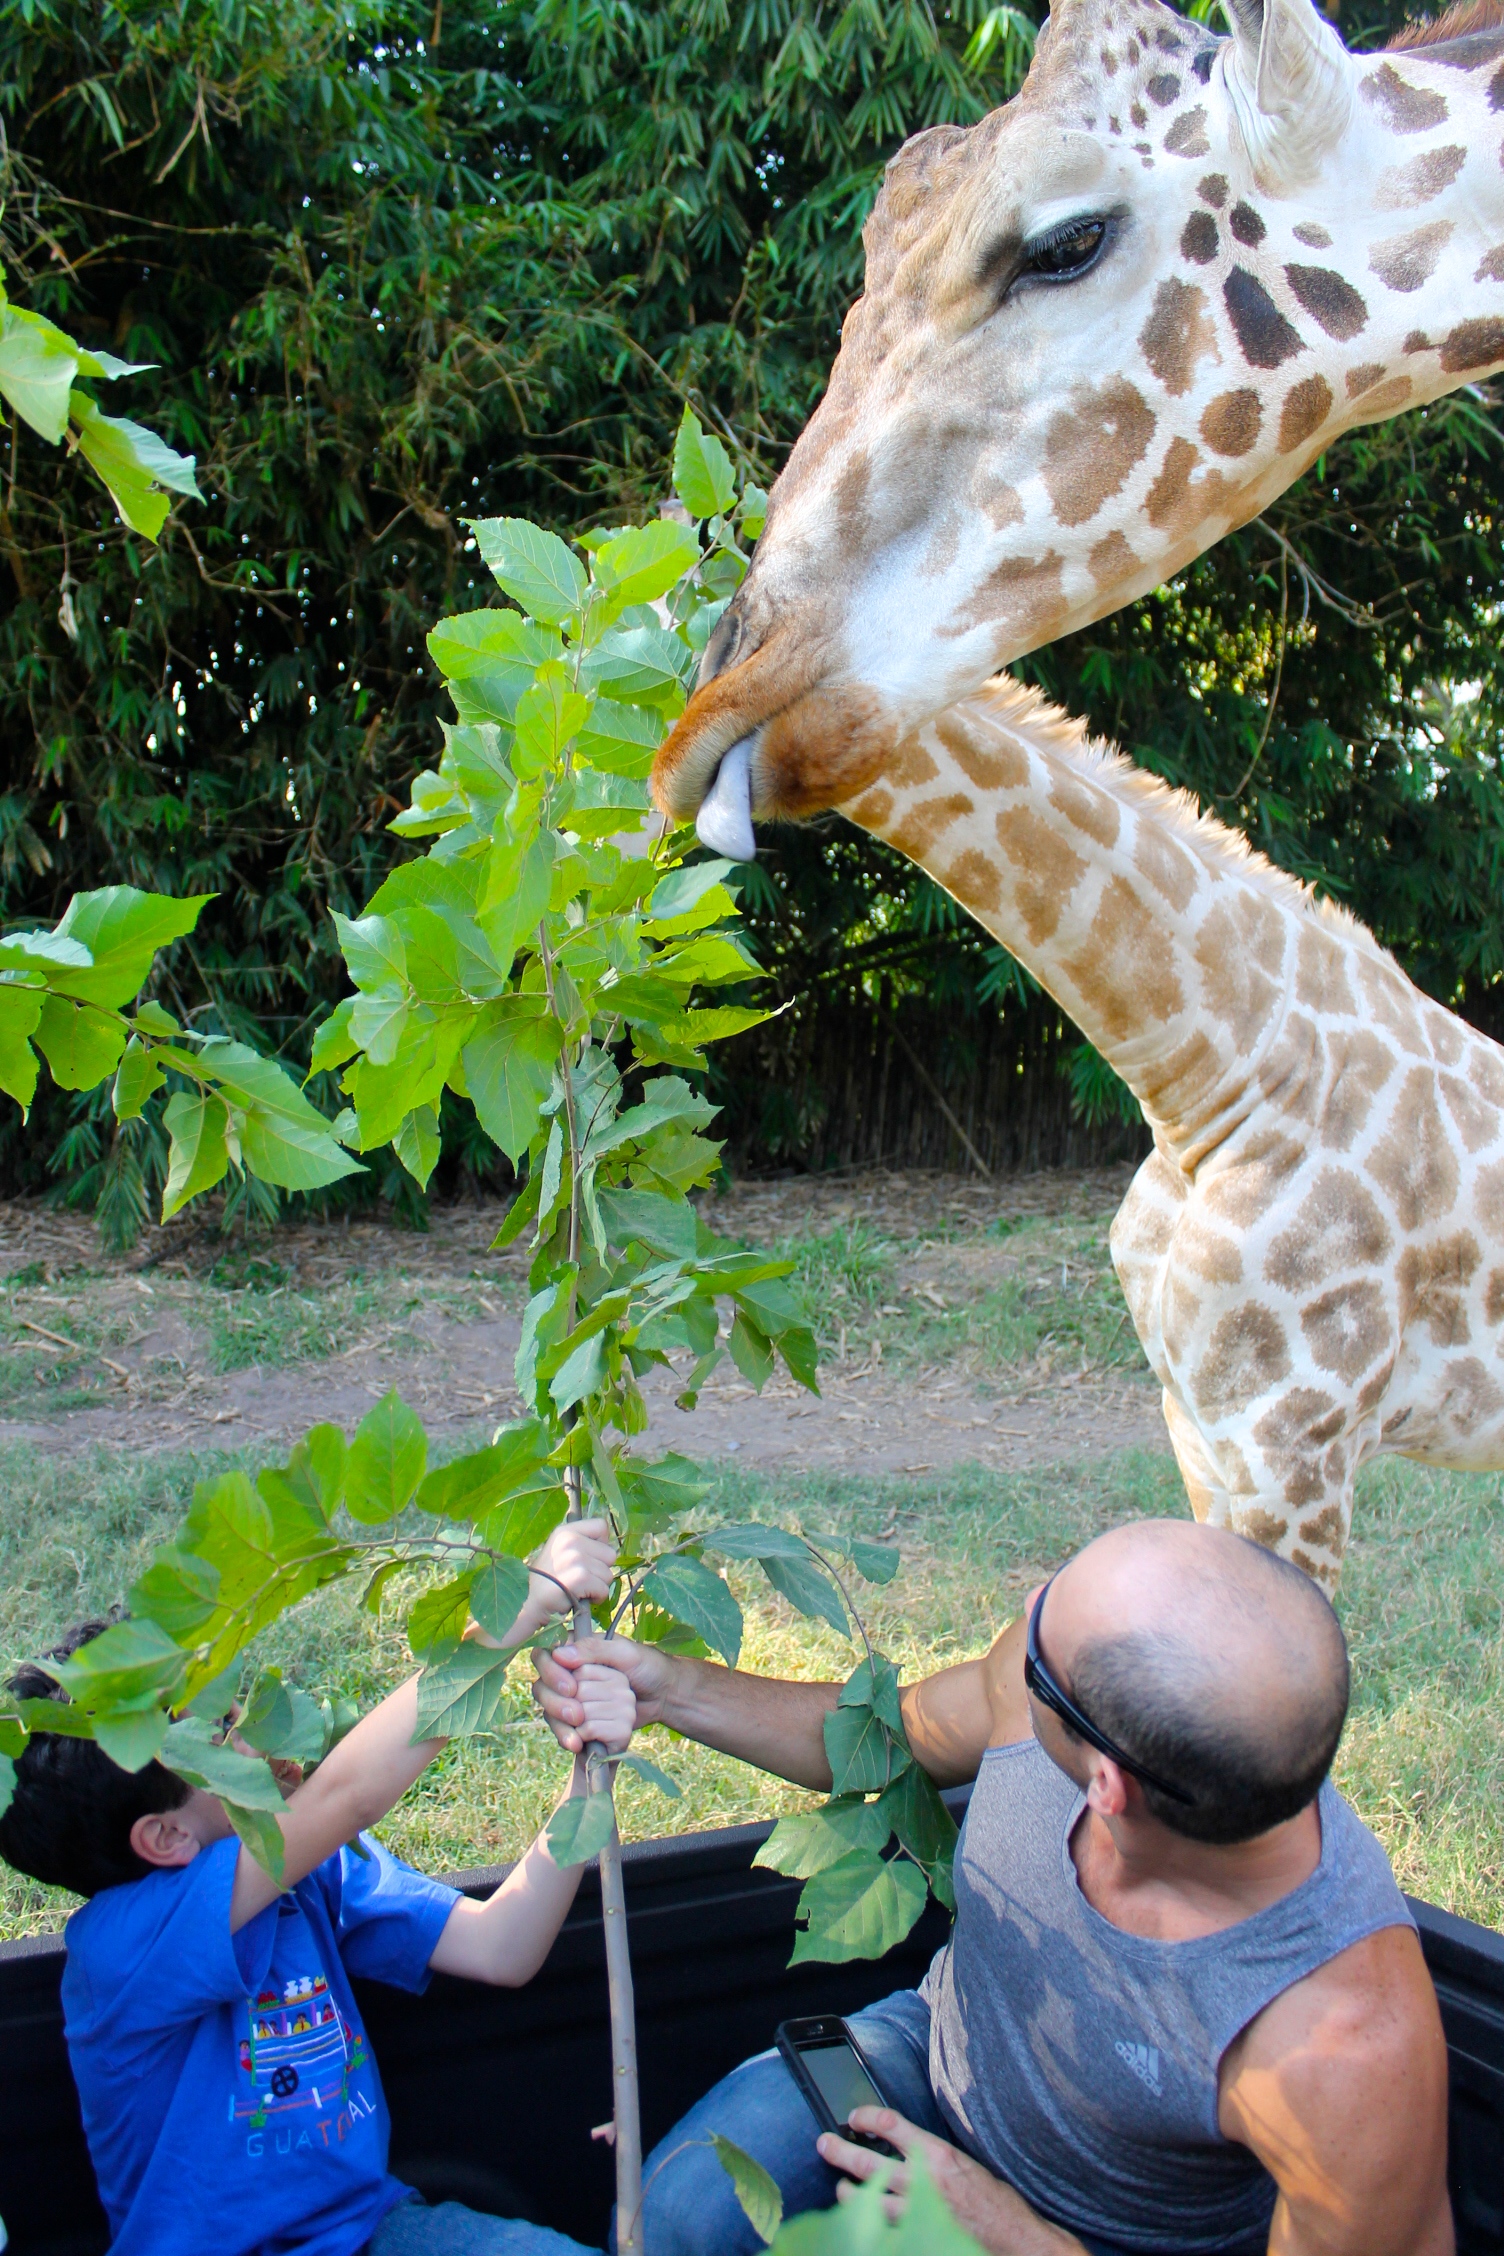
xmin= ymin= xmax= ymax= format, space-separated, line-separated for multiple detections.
xmin=0 ymin=1615 xmax=191 ymax=1898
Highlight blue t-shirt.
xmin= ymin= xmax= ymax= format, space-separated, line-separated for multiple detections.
xmin=61 ymin=1834 xmax=459 ymax=2256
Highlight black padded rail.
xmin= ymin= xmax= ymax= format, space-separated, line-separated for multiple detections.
xmin=0 ymin=1821 xmax=1499 ymax=2253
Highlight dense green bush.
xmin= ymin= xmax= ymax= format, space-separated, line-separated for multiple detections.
xmin=2 ymin=0 xmax=1501 ymax=1214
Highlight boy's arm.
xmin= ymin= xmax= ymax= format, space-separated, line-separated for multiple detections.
xmin=428 ymin=1660 xmax=637 ymax=1986
xmin=229 ymin=1518 xmax=618 ymax=1933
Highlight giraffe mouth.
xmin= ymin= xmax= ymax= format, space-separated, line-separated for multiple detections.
xmin=694 ymin=737 xmax=759 ymax=862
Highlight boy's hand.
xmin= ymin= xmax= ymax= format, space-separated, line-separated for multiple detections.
xmin=525 ymin=1517 xmax=617 ymax=1632
xmin=576 ymin=1653 xmax=637 ymax=1754
xmin=535 ymin=1633 xmax=674 ymax=1754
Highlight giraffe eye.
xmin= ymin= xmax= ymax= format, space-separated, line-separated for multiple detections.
xmin=1020 ymin=217 xmax=1110 ymax=283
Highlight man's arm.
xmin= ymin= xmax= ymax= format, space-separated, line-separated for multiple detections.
xmin=533 ymin=1610 xmax=1031 ymax=1790
xmin=1218 ymin=1924 xmax=1454 ymax=2256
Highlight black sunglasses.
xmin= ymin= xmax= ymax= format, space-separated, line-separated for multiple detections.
xmin=1024 ymin=1571 xmax=1195 ymax=1807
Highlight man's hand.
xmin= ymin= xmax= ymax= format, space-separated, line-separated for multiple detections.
xmin=576 ymin=1653 xmax=637 ymax=1754
xmin=534 ymin=1633 xmax=676 ymax=1754
xmin=818 ymin=2112 xmax=1086 ymax=2255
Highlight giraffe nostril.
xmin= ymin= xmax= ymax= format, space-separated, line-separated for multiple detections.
xmin=698 ymin=603 xmax=751 ymax=685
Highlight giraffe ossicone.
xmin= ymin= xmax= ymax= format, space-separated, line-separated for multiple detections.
xmin=827 ymin=681 xmax=1504 ymax=1586
xmin=657 ymin=0 xmax=1504 ymax=827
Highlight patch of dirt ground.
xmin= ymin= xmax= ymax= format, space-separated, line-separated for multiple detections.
xmin=0 ymin=1167 xmax=1171 ymax=1473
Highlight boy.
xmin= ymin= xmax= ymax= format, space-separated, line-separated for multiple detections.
xmin=0 ymin=1516 xmax=634 ymax=2256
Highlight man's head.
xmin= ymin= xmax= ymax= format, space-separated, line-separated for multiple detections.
xmin=1025 ymin=1519 xmax=1349 ymax=1845
xmin=0 ymin=1617 xmax=231 ymax=1899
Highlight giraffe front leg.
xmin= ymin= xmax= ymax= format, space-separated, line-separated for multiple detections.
xmin=1159 ymin=1389 xmax=1352 ymax=1588
xmin=1160 ymin=1388 xmax=1235 ymax=1527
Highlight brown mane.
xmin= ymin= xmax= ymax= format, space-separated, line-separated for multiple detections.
xmin=1387 ymin=0 xmax=1504 ymax=50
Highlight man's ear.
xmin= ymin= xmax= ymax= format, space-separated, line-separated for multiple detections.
xmin=1083 ymin=1753 xmax=1131 ymax=1821
xmin=130 ymin=1805 xmax=203 ymax=1870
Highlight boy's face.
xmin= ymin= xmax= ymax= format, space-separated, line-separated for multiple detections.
xmin=129 ymin=1786 xmax=236 ymax=1871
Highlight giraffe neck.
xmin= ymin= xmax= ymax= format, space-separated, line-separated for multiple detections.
xmin=840 ymin=679 xmax=1364 ymax=1169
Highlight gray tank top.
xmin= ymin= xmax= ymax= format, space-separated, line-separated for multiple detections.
xmin=923 ymin=1740 xmax=1413 ymax=2254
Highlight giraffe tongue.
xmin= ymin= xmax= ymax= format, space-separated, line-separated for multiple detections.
xmin=695 ymin=736 xmax=757 ymax=861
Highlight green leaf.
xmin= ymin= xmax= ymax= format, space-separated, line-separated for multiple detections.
xmin=333 ymin=910 xmax=407 ymax=991
xmin=478 ymin=836 xmax=554 ymax=968
xmin=477 ymin=1484 xmax=569 ymax=1560
xmin=128 ymin=1545 xmax=221 ymax=1641
xmin=412 ymin=1643 xmax=510 ymax=1740
xmin=711 ymin=2136 xmax=783 ymax=2248
xmin=596 ymin=519 xmax=701 ymax=610
xmin=344 ymin=1390 xmax=427 ymax=1523
xmin=394 ymin=1103 xmax=442 ymax=1188
xmin=470 ymin=1554 xmax=531 ymax=1643
xmin=840 ymin=1655 xmax=905 ymax=1736
xmin=790 ymin=1849 xmax=928 ymax=1966
xmin=238 ymin=1100 xmax=366 ymax=1196
xmin=754 ymin=1797 xmax=890 ymax=1879
xmin=161 ymin=1091 xmax=231 ymax=1219
xmin=49 ymin=887 xmax=210 ymax=1009
xmin=32 ymin=994 xmax=126 ymax=1091
xmin=463 ymin=1009 xmax=561 ymax=1163
xmin=545 ymin=1787 xmax=617 ymax=1867
xmin=596 ymin=1186 xmax=699 ymax=1260
xmin=414 ymin=1423 xmax=553 ymax=1520
xmin=762 ymin=1552 xmax=848 ymax=1639
xmin=428 ymin=608 xmax=562 ymax=721
xmin=615 ymin=1751 xmax=682 ymax=1798
xmin=308 ymin=998 xmax=360 ymax=1076
xmin=0 ymin=925 xmax=91 ymax=974
xmin=549 ymin=1326 xmax=608 ymax=1412
xmin=641 ymin=1554 xmax=742 ymax=1667
xmin=581 ymin=622 xmax=689 ymax=709
xmin=513 ymin=663 xmax=590 ymax=774
xmin=849 ymin=1542 xmax=901 ymax=1586
xmin=113 ymin=1037 xmax=165 ymax=1121
xmin=644 ymin=858 xmax=735 ymax=930
xmin=72 ymin=393 xmax=200 ymax=539
xmin=470 ymin=517 xmax=587 ymax=625
xmin=876 ymin=1768 xmax=958 ymax=1894
xmin=673 ymin=409 xmax=738 ymax=521
xmin=93 ymin=1706 xmax=171 ymax=1772
xmin=0 ymin=1752 xmax=15 ymax=1822
xmin=702 ymin=1522 xmax=809 ymax=1561
xmin=824 ymin=1705 xmax=909 ymax=1798
xmin=407 ymin=1574 xmax=477 ymax=1658
xmin=727 ymin=1311 xmax=775 ymax=1390
xmin=227 ymin=1800 xmax=288 ymax=1884
xmin=0 ymin=305 xmax=80 ymax=441
xmin=0 ymin=987 xmax=43 ymax=1109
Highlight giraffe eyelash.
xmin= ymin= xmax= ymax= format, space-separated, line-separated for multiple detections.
xmin=1013 ymin=214 xmax=1115 ymax=290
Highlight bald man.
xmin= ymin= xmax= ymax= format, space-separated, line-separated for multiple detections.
xmin=534 ymin=1520 xmax=1452 ymax=2256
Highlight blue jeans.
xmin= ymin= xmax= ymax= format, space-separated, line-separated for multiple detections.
xmin=624 ymin=1988 xmax=1140 ymax=2256
xmin=370 ymin=2194 xmax=600 ymax=2255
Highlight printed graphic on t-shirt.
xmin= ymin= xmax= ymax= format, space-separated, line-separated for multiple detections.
xmin=233 ymin=1972 xmax=370 ymax=2128
xmin=1114 ymin=2039 xmax=1163 ymax=2097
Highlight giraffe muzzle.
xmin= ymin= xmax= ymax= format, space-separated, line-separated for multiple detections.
xmin=694 ymin=736 xmax=758 ymax=862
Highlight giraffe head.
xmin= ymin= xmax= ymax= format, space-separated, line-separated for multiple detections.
xmin=655 ymin=0 xmax=1504 ymax=852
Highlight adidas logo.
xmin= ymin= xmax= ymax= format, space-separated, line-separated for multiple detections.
xmin=1114 ymin=2040 xmax=1162 ymax=2096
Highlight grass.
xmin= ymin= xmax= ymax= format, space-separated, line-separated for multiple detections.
xmin=2 ymin=1433 xmax=1500 ymax=1941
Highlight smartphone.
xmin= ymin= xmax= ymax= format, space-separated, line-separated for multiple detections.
xmin=775 ymin=2016 xmax=902 ymax=2159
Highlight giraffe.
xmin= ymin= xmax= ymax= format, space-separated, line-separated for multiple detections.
xmin=768 ymin=678 xmax=1504 ymax=1587
xmin=652 ymin=0 xmax=1504 ymax=852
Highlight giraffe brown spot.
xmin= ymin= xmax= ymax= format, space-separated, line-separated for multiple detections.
xmin=1360 ymin=61 xmax=1450 ymax=132
xmin=944 ymin=550 xmax=1067 ymax=646
xmin=1438 ymin=1354 xmax=1504 ymax=1435
xmin=1147 ymin=71 xmax=1181 ymax=104
xmin=1138 ymin=279 xmax=1219 ymax=397
xmin=1370 ymin=219 xmax=1453 ymax=293
xmin=1177 ymin=1217 xmax=1243 ymax=1284
xmin=1133 ymin=822 xmax=1198 ymax=911
xmin=1163 ymin=107 xmax=1210 ymax=156
xmin=1319 ymin=1029 xmax=1396 ymax=1150
xmin=1492 ymin=56 xmax=1504 ymax=107
xmin=1047 ymin=766 xmax=1120 ymax=850
xmin=1474 ymin=1157 xmax=1504 ymax=1237
xmin=1375 ymin=144 xmax=1467 ymax=209
xmin=1265 ymin=1168 xmax=1393 ymax=1292
xmin=1470 ymin=1044 xmax=1504 ymax=1108
xmin=1434 ymin=1001 xmax=1474 ymax=1062
xmin=1298 ymin=1503 xmax=1345 ymax=1552
xmin=1355 ymin=954 xmax=1429 ymax=1058
xmin=846 ymin=786 xmax=895 ymax=831
xmin=1141 ymin=1028 xmax=1224 ymax=1119
xmin=1236 ymin=1506 xmax=1290 ymax=1548
xmin=1161 ymin=1271 xmax=1202 ymax=1362
xmin=1181 ymin=211 xmax=1219 ymax=264
xmin=1278 ymin=375 xmax=1333 ymax=455
xmin=934 ymin=712 xmax=1029 ymax=792
xmin=1191 ymin=45 xmax=1216 ymax=83
xmin=1439 ymin=316 xmax=1504 ymax=371
xmin=1358 ymin=375 xmax=1415 ymax=415
xmin=994 ymin=808 xmax=1088 ymax=947
xmin=1295 ymin=925 xmax=1358 ymax=1017
xmin=1144 ymin=437 xmax=1238 ymax=537
xmin=1284 ymin=265 xmax=1369 ymax=343
xmin=943 ymin=848 xmax=1003 ymax=915
xmin=1042 ymin=379 xmax=1157 ymax=528
xmin=1257 ymin=1012 xmax=1323 ymax=1126
xmin=1203 ymin=1127 xmax=1305 ymax=1228
xmin=1345 ymin=361 xmax=1388 ymax=397
xmin=1484 ymin=1268 xmax=1504 ymax=1326
xmin=1292 ymin=1549 xmax=1340 ymax=1588
xmin=1301 ymin=1280 xmax=1393 ymax=1384
xmin=1440 ymin=1070 xmax=1501 ymax=1154
xmin=1229 ymin=201 xmax=1266 ymax=246
xmin=1062 ymin=877 xmax=1186 ymax=1042
xmin=1197 ymin=173 xmax=1228 ymax=207
xmin=1224 ymin=269 xmax=1305 ymax=369
xmin=1397 ymin=1231 xmax=1482 ymax=1347
xmin=1356 ymin=1358 xmax=1397 ymax=1415
xmin=1088 ymin=530 xmax=1140 ymax=590
xmin=1101 ymin=45 xmax=1119 ymax=73
xmin=1476 ymin=245 xmax=1504 ymax=281
xmin=1193 ymin=896 xmax=1286 ymax=1049
xmin=977 ymin=476 xmax=1025 ymax=529
xmin=1293 ymin=221 xmax=1332 ymax=248
xmin=886 ymin=791 xmax=975 ymax=862
xmin=1131 ymin=100 xmax=1148 ymax=127
xmin=1200 ymin=389 xmax=1262 ymax=457
xmin=1365 ymin=1065 xmax=1461 ymax=1231
xmin=1193 ymin=1302 xmax=1292 ymax=1419
xmin=886 ymin=737 xmax=941 ymax=790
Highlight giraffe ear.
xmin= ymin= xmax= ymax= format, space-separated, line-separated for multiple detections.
xmin=1220 ymin=0 xmax=1354 ymax=192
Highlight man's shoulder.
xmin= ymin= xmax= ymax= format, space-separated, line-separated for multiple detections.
xmin=1226 ymin=1922 xmax=1443 ymax=2102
